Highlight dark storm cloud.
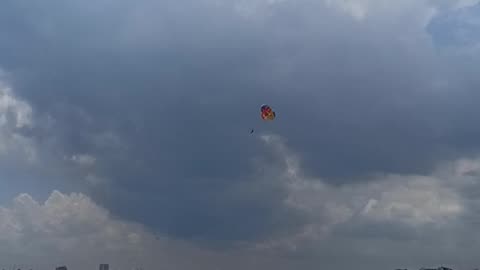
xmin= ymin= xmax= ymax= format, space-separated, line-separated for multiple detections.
xmin=0 ymin=0 xmax=311 ymax=243
xmin=2 ymin=0 xmax=480 ymax=247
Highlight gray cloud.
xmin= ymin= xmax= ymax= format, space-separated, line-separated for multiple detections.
xmin=427 ymin=2 xmax=480 ymax=47
xmin=2 ymin=0 xmax=480 ymax=268
xmin=244 ymin=135 xmax=480 ymax=269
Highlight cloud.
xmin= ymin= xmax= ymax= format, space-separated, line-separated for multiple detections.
xmin=244 ymin=134 xmax=480 ymax=269
xmin=0 ymin=74 xmax=36 ymax=164
xmin=5 ymin=118 xmax=477 ymax=270
xmin=0 ymin=190 xmax=239 ymax=269
xmin=0 ymin=74 xmax=107 ymax=206
xmin=428 ymin=1 xmax=480 ymax=48
xmin=68 ymin=154 xmax=96 ymax=167
xmin=0 ymin=190 xmax=147 ymax=268
xmin=0 ymin=190 xmax=315 ymax=270
xmin=3 ymin=0 xmax=480 ymax=268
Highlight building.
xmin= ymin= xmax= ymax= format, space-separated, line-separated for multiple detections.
xmin=420 ymin=267 xmax=453 ymax=270
xmin=99 ymin=264 xmax=109 ymax=270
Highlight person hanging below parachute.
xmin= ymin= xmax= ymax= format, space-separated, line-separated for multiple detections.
xmin=250 ymin=104 xmax=276 ymax=134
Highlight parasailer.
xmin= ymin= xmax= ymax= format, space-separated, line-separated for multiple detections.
xmin=250 ymin=104 xmax=276 ymax=134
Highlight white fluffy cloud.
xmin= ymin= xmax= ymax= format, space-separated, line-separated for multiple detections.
xmin=0 ymin=190 xmax=313 ymax=270
xmin=0 ymin=74 xmax=36 ymax=163
xmin=250 ymin=134 xmax=480 ymax=268
xmin=0 ymin=190 xmax=212 ymax=270
xmin=0 ymin=191 xmax=139 ymax=269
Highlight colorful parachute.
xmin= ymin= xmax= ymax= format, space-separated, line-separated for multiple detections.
xmin=260 ymin=104 xmax=276 ymax=121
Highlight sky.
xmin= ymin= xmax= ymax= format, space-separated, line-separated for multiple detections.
xmin=1 ymin=0 xmax=480 ymax=269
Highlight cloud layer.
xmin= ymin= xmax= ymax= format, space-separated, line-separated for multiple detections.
xmin=3 ymin=139 xmax=480 ymax=269
xmin=2 ymin=0 xmax=480 ymax=269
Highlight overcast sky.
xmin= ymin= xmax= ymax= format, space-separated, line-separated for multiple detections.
xmin=1 ymin=0 xmax=480 ymax=269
